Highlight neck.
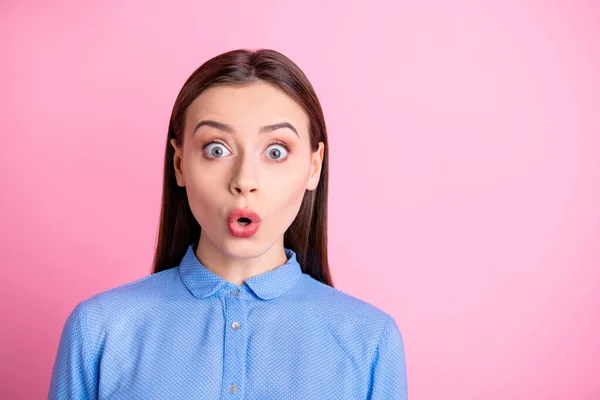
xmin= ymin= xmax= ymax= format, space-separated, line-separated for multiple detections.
xmin=195 ymin=233 xmax=288 ymax=286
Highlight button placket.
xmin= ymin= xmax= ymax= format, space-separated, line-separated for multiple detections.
xmin=221 ymin=287 xmax=247 ymax=397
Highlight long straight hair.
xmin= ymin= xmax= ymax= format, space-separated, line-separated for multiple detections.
xmin=151 ymin=49 xmax=333 ymax=287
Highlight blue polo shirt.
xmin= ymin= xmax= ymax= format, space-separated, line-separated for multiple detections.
xmin=49 ymin=244 xmax=408 ymax=399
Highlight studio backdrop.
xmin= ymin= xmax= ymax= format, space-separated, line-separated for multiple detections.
xmin=1 ymin=1 xmax=599 ymax=399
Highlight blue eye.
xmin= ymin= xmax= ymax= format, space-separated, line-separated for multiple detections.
xmin=264 ymin=143 xmax=289 ymax=161
xmin=202 ymin=141 xmax=290 ymax=161
xmin=204 ymin=142 xmax=231 ymax=159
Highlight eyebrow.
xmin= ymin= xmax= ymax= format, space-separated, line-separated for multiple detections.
xmin=193 ymin=120 xmax=299 ymax=138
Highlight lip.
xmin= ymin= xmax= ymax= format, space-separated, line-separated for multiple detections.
xmin=227 ymin=208 xmax=262 ymax=238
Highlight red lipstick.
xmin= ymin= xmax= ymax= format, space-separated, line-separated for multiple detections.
xmin=227 ymin=208 xmax=261 ymax=238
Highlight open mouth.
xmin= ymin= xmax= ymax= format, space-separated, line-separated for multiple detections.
xmin=237 ymin=217 xmax=252 ymax=226
xmin=228 ymin=208 xmax=261 ymax=238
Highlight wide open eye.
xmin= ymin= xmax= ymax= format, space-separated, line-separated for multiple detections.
xmin=264 ymin=143 xmax=289 ymax=161
xmin=204 ymin=142 xmax=231 ymax=159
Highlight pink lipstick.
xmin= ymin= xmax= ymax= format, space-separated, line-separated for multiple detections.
xmin=227 ymin=208 xmax=261 ymax=238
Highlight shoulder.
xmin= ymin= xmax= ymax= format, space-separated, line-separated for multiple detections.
xmin=64 ymin=267 xmax=182 ymax=332
xmin=299 ymin=273 xmax=392 ymax=319
xmin=293 ymin=274 xmax=406 ymax=377
xmin=296 ymin=273 xmax=400 ymax=341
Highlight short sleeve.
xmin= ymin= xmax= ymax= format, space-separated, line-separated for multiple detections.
xmin=367 ymin=315 xmax=408 ymax=399
xmin=48 ymin=301 xmax=100 ymax=400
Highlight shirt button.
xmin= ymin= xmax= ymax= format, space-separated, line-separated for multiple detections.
xmin=229 ymin=384 xmax=238 ymax=393
xmin=231 ymin=322 xmax=241 ymax=330
xmin=231 ymin=289 xmax=240 ymax=296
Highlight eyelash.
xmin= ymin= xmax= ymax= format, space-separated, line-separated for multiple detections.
xmin=201 ymin=140 xmax=292 ymax=162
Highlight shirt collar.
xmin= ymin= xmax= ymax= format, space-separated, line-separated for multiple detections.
xmin=178 ymin=243 xmax=303 ymax=300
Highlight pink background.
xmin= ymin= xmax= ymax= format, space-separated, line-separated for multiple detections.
xmin=1 ymin=1 xmax=599 ymax=398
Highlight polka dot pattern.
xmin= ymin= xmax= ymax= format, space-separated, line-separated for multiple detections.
xmin=48 ymin=244 xmax=408 ymax=399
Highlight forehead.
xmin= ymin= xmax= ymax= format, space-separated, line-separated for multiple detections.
xmin=186 ymin=81 xmax=309 ymax=131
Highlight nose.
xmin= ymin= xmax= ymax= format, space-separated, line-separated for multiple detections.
xmin=229 ymin=152 xmax=259 ymax=196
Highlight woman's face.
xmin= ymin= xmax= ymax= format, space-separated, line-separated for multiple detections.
xmin=171 ymin=81 xmax=324 ymax=259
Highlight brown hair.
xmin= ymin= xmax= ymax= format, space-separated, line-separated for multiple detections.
xmin=151 ymin=49 xmax=334 ymax=287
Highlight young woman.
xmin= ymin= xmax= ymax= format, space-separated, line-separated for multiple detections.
xmin=49 ymin=49 xmax=408 ymax=399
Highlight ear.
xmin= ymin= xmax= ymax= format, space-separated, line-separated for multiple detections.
xmin=306 ymin=141 xmax=325 ymax=191
xmin=170 ymin=138 xmax=185 ymax=187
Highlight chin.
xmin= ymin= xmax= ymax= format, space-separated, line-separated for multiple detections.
xmin=219 ymin=236 xmax=270 ymax=259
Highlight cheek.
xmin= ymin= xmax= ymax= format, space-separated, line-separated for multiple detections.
xmin=266 ymin=166 xmax=309 ymax=221
xmin=182 ymin=164 xmax=223 ymax=226
xmin=183 ymin=149 xmax=220 ymax=193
